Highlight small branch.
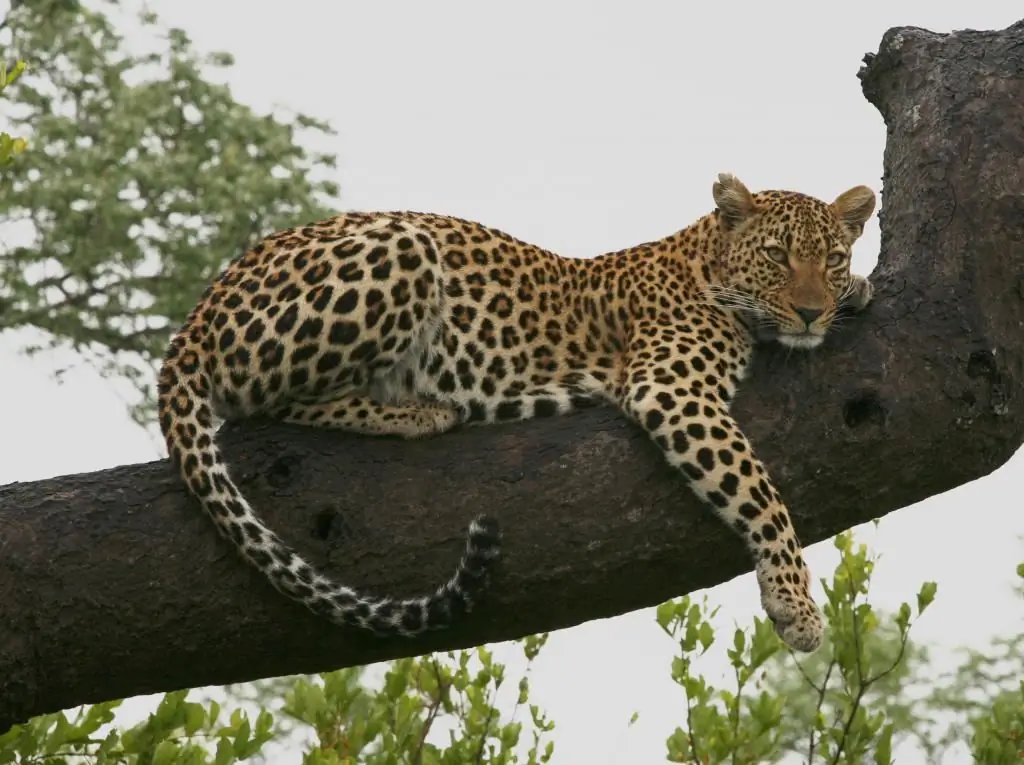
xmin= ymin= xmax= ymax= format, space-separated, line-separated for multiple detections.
xmin=804 ymin=658 xmax=836 ymax=764
xmin=685 ymin=685 xmax=701 ymax=765
xmin=410 ymin=661 xmax=447 ymax=765
xmin=473 ymin=699 xmax=497 ymax=765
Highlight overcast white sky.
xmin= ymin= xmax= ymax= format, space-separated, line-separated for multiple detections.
xmin=2 ymin=2 xmax=1022 ymax=763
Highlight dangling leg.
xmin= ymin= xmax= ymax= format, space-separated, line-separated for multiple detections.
xmin=620 ymin=321 xmax=823 ymax=652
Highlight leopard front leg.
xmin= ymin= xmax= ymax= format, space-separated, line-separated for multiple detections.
xmin=270 ymin=395 xmax=462 ymax=439
xmin=621 ymin=350 xmax=823 ymax=652
xmin=628 ymin=389 xmax=822 ymax=650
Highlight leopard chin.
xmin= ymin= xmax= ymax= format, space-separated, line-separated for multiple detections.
xmin=776 ymin=332 xmax=825 ymax=350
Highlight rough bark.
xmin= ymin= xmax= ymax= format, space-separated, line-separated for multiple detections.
xmin=2 ymin=19 xmax=1024 ymax=732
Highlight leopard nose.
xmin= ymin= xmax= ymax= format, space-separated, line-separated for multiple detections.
xmin=794 ymin=306 xmax=824 ymax=326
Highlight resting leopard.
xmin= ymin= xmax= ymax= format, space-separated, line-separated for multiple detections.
xmin=157 ymin=173 xmax=876 ymax=652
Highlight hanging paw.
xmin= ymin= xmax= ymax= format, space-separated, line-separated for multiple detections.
xmin=756 ymin=562 xmax=824 ymax=653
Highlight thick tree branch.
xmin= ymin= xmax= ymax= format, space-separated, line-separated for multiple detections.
xmin=3 ymin=19 xmax=1024 ymax=732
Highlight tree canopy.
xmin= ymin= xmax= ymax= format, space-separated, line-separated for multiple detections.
xmin=0 ymin=0 xmax=338 ymax=423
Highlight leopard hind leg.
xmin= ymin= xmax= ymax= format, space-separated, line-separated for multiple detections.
xmin=270 ymin=394 xmax=460 ymax=439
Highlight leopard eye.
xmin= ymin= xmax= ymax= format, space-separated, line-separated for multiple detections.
xmin=764 ymin=247 xmax=789 ymax=265
xmin=825 ymin=251 xmax=847 ymax=268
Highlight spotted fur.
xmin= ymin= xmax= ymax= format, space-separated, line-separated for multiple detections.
xmin=157 ymin=173 xmax=876 ymax=649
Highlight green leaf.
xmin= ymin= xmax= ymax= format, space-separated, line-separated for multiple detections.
xmin=656 ymin=600 xmax=677 ymax=633
xmin=152 ymin=740 xmax=178 ymax=765
xmin=2 ymin=59 xmax=27 ymax=86
xmin=81 ymin=702 xmax=121 ymax=735
xmin=749 ymin=617 xmax=781 ymax=670
xmin=214 ymin=737 xmax=235 ymax=765
xmin=733 ymin=626 xmax=746 ymax=654
xmin=895 ymin=602 xmax=912 ymax=634
xmin=697 ymin=620 xmax=715 ymax=653
xmin=231 ymin=717 xmax=251 ymax=754
xmin=916 ymin=581 xmax=937 ymax=615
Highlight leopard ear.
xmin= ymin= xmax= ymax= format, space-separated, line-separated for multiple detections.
xmin=713 ymin=173 xmax=758 ymax=233
xmin=832 ymin=185 xmax=876 ymax=241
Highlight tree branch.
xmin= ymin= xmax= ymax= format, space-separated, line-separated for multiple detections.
xmin=3 ymin=18 xmax=1024 ymax=733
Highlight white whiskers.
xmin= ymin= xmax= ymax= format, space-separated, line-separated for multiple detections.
xmin=700 ymin=285 xmax=772 ymax=317
xmin=837 ymin=278 xmax=861 ymax=307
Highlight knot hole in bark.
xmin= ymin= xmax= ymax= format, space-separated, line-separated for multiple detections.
xmin=843 ymin=389 xmax=887 ymax=428
xmin=966 ymin=349 xmax=1010 ymax=416
xmin=966 ymin=349 xmax=998 ymax=381
xmin=265 ymin=454 xmax=301 ymax=489
xmin=312 ymin=507 xmax=339 ymax=541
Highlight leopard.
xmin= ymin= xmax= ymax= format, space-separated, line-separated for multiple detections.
xmin=157 ymin=173 xmax=876 ymax=652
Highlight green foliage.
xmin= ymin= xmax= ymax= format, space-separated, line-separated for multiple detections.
xmin=901 ymin=557 xmax=1024 ymax=763
xmin=278 ymin=639 xmax=555 ymax=764
xmin=1 ymin=539 xmax=1020 ymax=764
xmin=655 ymin=531 xmax=1024 ymax=764
xmin=0 ymin=59 xmax=28 ymax=164
xmin=969 ymin=683 xmax=1024 ymax=763
xmin=0 ymin=638 xmax=554 ymax=764
xmin=0 ymin=0 xmax=339 ymax=424
xmin=657 ymin=528 xmax=937 ymax=764
xmin=767 ymin=533 xmax=936 ymax=765
xmin=658 ymin=595 xmax=785 ymax=764
xmin=0 ymin=692 xmax=274 ymax=764
xmin=918 ymin=629 xmax=1024 ymax=762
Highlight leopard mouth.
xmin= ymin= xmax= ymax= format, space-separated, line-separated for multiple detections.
xmin=706 ymin=290 xmax=828 ymax=350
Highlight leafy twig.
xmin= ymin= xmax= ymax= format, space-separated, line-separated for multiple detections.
xmin=411 ymin=660 xmax=448 ymax=765
xmin=806 ymin=657 xmax=835 ymax=764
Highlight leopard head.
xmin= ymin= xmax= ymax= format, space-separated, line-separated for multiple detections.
xmin=709 ymin=173 xmax=876 ymax=349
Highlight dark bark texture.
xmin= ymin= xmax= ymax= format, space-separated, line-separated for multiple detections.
xmin=3 ymin=19 xmax=1024 ymax=733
